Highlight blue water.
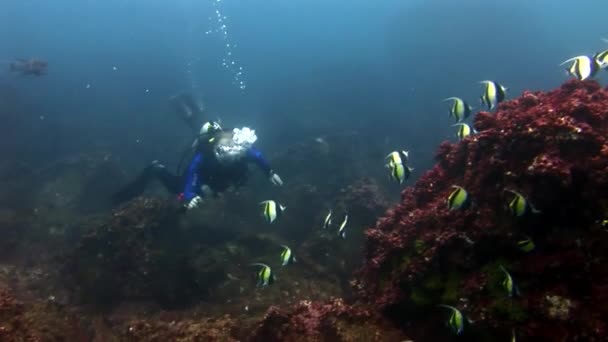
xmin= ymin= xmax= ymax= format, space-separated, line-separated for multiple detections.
xmin=1 ymin=2 xmax=608 ymax=338
xmin=1 ymin=0 xmax=606 ymax=172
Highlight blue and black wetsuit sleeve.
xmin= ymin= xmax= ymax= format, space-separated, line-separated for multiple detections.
xmin=247 ymin=147 xmax=272 ymax=176
xmin=182 ymin=152 xmax=203 ymax=201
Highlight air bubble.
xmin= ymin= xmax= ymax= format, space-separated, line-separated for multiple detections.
xmin=207 ymin=0 xmax=247 ymax=92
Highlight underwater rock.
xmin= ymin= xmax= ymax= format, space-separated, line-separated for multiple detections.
xmin=120 ymin=314 xmax=238 ymax=341
xmin=0 ymin=286 xmax=88 ymax=341
xmin=33 ymin=152 xmax=126 ymax=213
xmin=66 ymin=197 xmax=344 ymax=311
xmin=0 ymin=208 xmax=22 ymax=257
xmin=353 ymin=80 xmax=608 ymax=340
xmin=66 ymin=197 xmax=207 ymax=307
xmin=249 ymin=298 xmax=408 ymax=341
xmin=336 ymin=177 xmax=391 ymax=226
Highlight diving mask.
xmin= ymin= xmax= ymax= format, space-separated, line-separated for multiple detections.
xmin=200 ymin=121 xmax=222 ymax=135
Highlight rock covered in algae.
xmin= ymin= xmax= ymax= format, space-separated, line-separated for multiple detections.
xmin=249 ymin=298 xmax=408 ymax=342
xmin=352 ymin=80 xmax=608 ymax=340
xmin=120 ymin=314 xmax=239 ymax=341
xmin=67 ymin=197 xmax=207 ymax=307
xmin=0 ymin=286 xmax=88 ymax=341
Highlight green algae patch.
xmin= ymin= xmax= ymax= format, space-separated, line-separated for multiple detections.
xmin=410 ymin=286 xmax=434 ymax=306
xmin=440 ymin=271 xmax=461 ymax=304
xmin=490 ymin=298 xmax=528 ymax=322
xmin=414 ymin=239 xmax=426 ymax=255
xmin=422 ymin=273 xmax=442 ymax=291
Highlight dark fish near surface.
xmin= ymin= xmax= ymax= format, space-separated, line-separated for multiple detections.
xmin=9 ymin=58 xmax=47 ymax=76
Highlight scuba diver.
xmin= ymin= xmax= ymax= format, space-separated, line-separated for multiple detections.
xmin=112 ymin=120 xmax=283 ymax=210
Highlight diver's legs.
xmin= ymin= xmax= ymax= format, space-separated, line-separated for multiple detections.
xmin=112 ymin=161 xmax=182 ymax=204
xmin=153 ymin=161 xmax=183 ymax=194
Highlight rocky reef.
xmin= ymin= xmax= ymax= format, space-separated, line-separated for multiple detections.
xmin=249 ymin=298 xmax=407 ymax=341
xmin=2 ymin=80 xmax=607 ymax=341
xmin=66 ymin=197 xmax=200 ymax=307
xmin=0 ymin=287 xmax=89 ymax=341
xmin=351 ymin=79 xmax=608 ymax=340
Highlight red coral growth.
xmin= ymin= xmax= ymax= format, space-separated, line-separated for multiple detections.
xmin=354 ymin=80 xmax=608 ymax=339
xmin=249 ymin=298 xmax=407 ymax=341
xmin=0 ymin=287 xmax=25 ymax=339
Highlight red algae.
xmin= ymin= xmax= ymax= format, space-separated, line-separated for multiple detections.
xmin=351 ymin=80 xmax=608 ymax=340
xmin=0 ymin=287 xmax=89 ymax=341
xmin=249 ymin=298 xmax=407 ymax=341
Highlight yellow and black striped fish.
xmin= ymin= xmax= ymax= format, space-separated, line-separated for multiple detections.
xmin=447 ymin=185 xmax=471 ymax=211
xmin=499 ymin=265 xmax=519 ymax=297
xmin=260 ymin=200 xmax=286 ymax=223
xmin=337 ymin=214 xmax=348 ymax=239
xmin=323 ymin=209 xmax=333 ymax=229
xmin=280 ymin=245 xmax=296 ymax=266
xmin=504 ymin=189 xmax=540 ymax=217
xmin=453 ymin=123 xmax=475 ymax=140
xmin=385 ymin=150 xmax=409 ymax=167
xmin=480 ymin=80 xmax=507 ymax=110
xmin=251 ymin=263 xmax=275 ymax=287
xmin=561 ymin=55 xmax=599 ymax=81
xmin=594 ymin=49 xmax=608 ymax=69
xmin=387 ymin=161 xmax=414 ymax=184
xmin=437 ymin=304 xmax=466 ymax=336
xmin=516 ymin=237 xmax=535 ymax=252
xmin=385 ymin=151 xmax=413 ymax=185
xmin=444 ymin=97 xmax=473 ymax=122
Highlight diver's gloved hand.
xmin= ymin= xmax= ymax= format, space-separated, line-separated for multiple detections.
xmin=186 ymin=196 xmax=203 ymax=210
xmin=269 ymin=172 xmax=283 ymax=186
